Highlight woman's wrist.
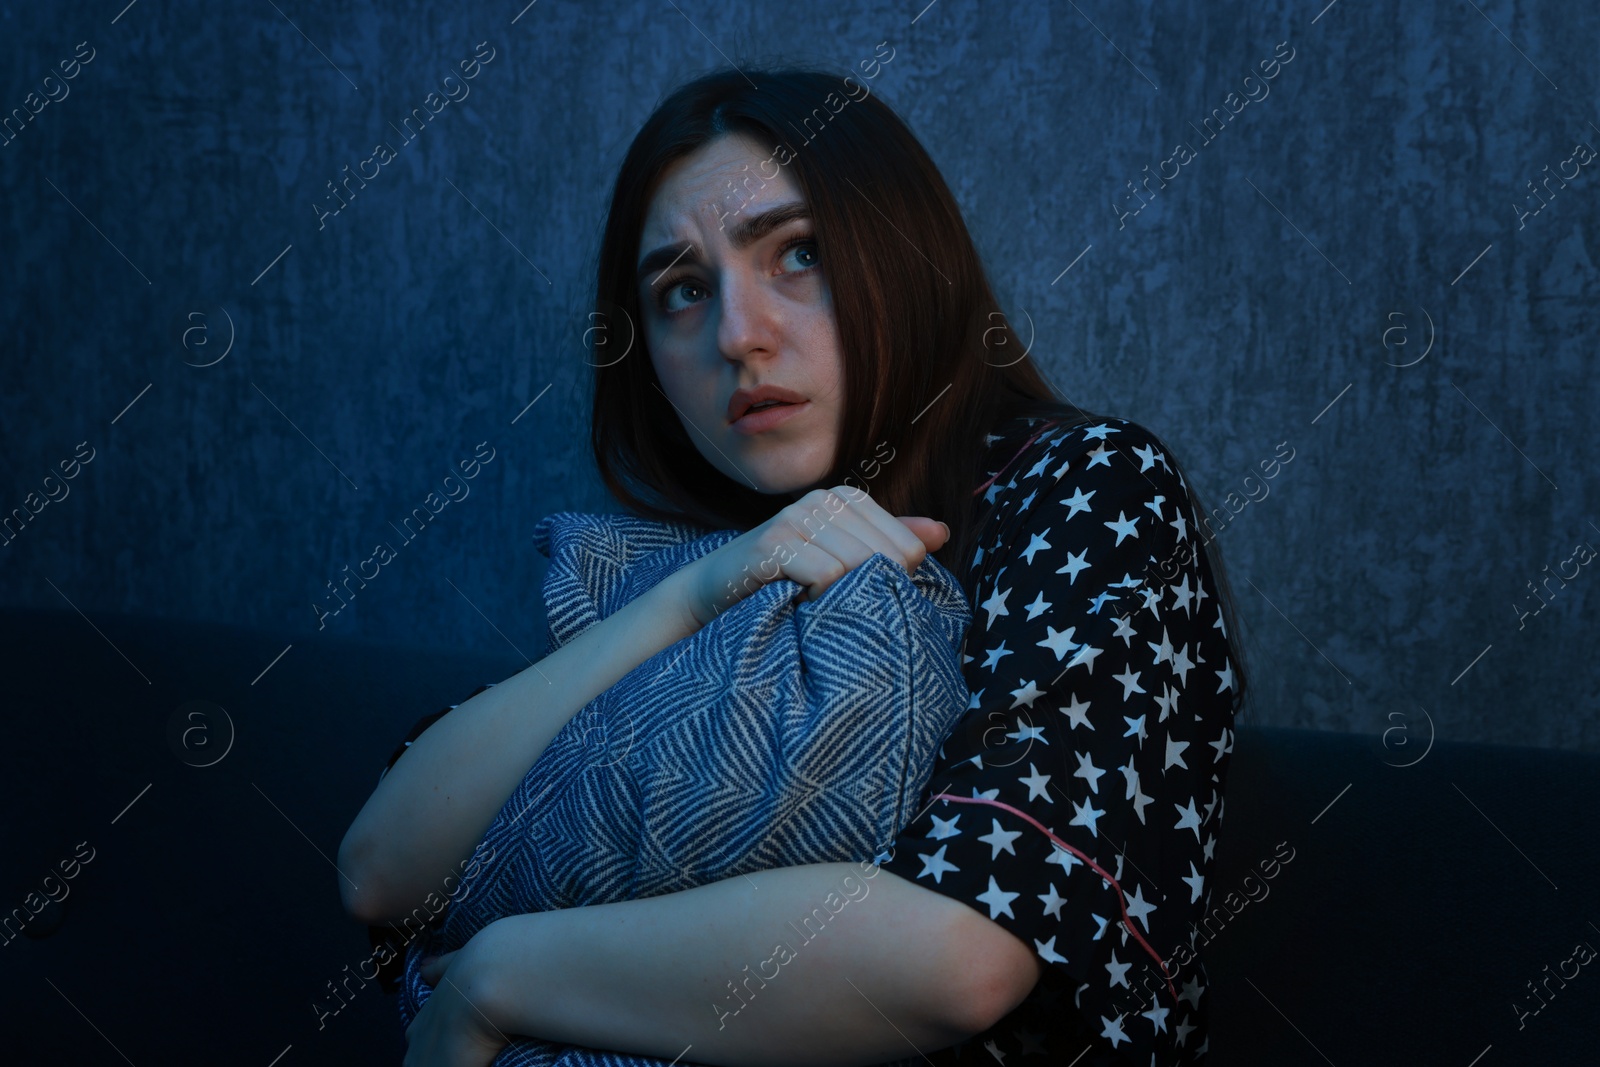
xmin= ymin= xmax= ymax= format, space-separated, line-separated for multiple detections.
xmin=470 ymin=913 xmax=544 ymax=1038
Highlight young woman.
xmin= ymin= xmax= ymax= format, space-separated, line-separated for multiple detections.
xmin=338 ymin=66 xmax=1249 ymax=1067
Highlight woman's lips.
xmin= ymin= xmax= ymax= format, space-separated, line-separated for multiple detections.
xmin=730 ymin=400 xmax=809 ymax=435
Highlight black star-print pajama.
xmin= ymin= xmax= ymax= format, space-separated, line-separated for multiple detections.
xmin=874 ymin=413 xmax=1240 ymax=1066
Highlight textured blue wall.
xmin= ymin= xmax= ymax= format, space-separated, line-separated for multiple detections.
xmin=1 ymin=1 xmax=1595 ymax=750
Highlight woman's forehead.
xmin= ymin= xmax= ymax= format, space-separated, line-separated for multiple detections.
xmin=639 ymin=134 xmax=802 ymax=245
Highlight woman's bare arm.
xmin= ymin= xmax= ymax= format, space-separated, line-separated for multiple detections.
xmin=464 ymin=862 xmax=1045 ymax=1066
xmin=337 ymin=564 xmax=703 ymax=924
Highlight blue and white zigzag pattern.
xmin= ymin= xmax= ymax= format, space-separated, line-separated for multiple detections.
xmin=396 ymin=511 xmax=973 ymax=1066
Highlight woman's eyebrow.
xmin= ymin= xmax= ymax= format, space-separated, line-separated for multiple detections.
xmin=636 ymin=201 xmax=811 ymax=286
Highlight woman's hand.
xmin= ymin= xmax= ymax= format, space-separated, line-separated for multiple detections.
xmin=403 ymin=940 xmax=511 ymax=1067
xmin=681 ymin=485 xmax=950 ymax=627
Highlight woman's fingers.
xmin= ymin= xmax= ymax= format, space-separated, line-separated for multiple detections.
xmin=782 ymin=487 xmax=926 ymax=574
xmin=776 ymin=488 xmax=950 ymax=601
xmin=418 ymin=950 xmax=457 ymax=986
xmin=680 ymin=486 xmax=951 ymax=624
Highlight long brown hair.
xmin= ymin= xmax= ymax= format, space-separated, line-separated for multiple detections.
xmin=586 ymin=65 xmax=1252 ymax=720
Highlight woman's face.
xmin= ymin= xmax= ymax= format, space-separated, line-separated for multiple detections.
xmin=636 ymin=133 xmax=845 ymax=500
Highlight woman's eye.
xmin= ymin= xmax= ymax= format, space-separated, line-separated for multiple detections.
xmin=657 ymin=280 xmax=707 ymax=314
xmin=780 ymin=240 xmax=819 ymax=272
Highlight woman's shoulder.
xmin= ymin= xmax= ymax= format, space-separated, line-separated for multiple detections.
xmin=965 ymin=411 xmax=1204 ymax=591
xmin=979 ymin=411 xmax=1192 ymax=503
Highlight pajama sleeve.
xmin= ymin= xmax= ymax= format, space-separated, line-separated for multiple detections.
xmin=875 ymin=418 xmax=1240 ymax=1063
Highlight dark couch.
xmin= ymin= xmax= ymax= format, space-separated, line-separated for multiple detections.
xmin=1 ymin=607 xmax=1592 ymax=1064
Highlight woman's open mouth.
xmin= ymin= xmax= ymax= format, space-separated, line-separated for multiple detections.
xmin=731 ymin=399 xmax=809 ymax=435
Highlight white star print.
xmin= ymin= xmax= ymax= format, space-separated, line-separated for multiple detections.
xmin=1036 ymin=625 xmax=1080 ymax=661
xmin=1070 ymin=795 xmax=1105 ymax=837
xmin=1074 ymin=750 xmax=1106 ymax=794
xmin=1018 ymin=762 xmax=1052 ymax=802
xmin=1147 ymin=627 xmax=1174 ymax=666
xmin=1063 ymin=641 xmax=1103 ymax=674
xmin=1154 ymin=682 xmax=1180 ymax=723
xmin=980 ymin=584 xmax=1012 ymax=629
xmin=1130 ymin=781 xmax=1154 ymax=824
xmin=1085 ymin=442 xmax=1114 ymax=468
xmin=1209 ymin=727 xmax=1231 ymax=762
xmin=1059 ymin=485 xmax=1095 ymax=520
xmin=1008 ymin=679 xmax=1047 ymax=709
xmin=1022 ymin=590 xmax=1051 ymax=620
xmin=916 ymin=844 xmax=959 ymax=884
xmin=975 ymin=875 xmax=1020 ymax=920
xmin=1058 ymin=693 xmax=1094 ymax=731
xmin=1106 ymin=949 xmax=1132 ymax=988
xmin=1055 ymin=547 xmax=1092 ymax=582
xmin=978 ymin=818 xmax=1023 ymax=860
xmin=1174 ymin=798 xmax=1202 ymax=841
xmin=1169 ymin=642 xmax=1194 ymax=686
xmin=1007 ymin=720 xmax=1048 ymax=746
xmin=1033 ymin=935 xmax=1068 ymax=964
xmin=981 ymin=640 xmax=1014 ymax=671
xmin=1113 ymin=665 xmax=1147 ymax=700
xmin=1170 ymin=510 xmax=1188 ymax=542
xmin=1019 ymin=530 xmax=1052 ymax=564
xmin=1122 ymin=714 xmax=1147 ymax=744
xmin=1164 ymin=735 xmax=1190 ymax=773
xmin=1124 ymin=882 xmax=1157 ymax=932
xmin=1169 ymin=574 xmax=1195 ymax=616
xmin=1181 ymin=860 xmax=1205 ymax=903
xmin=1038 ymin=883 xmax=1067 ymax=920
xmin=1103 ymin=510 xmax=1140 ymax=545
xmin=927 ymin=813 xmax=962 ymax=840
xmin=1110 ymin=613 xmax=1137 ymax=645
xmin=1215 ymin=660 xmax=1236 ymax=694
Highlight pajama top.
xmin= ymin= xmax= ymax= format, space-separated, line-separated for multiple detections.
xmin=876 ymin=412 xmax=1239 ymax=1066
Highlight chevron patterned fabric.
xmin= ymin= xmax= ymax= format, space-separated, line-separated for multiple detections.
xmin=396 ymin=510 xmax=974 ymax=1065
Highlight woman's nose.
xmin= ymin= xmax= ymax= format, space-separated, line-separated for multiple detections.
xmin=716 ymin=274 xmax=781 ymax=362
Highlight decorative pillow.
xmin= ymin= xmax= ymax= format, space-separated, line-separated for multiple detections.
xmin=396 ymin=511 xmax=973 ymax=1066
